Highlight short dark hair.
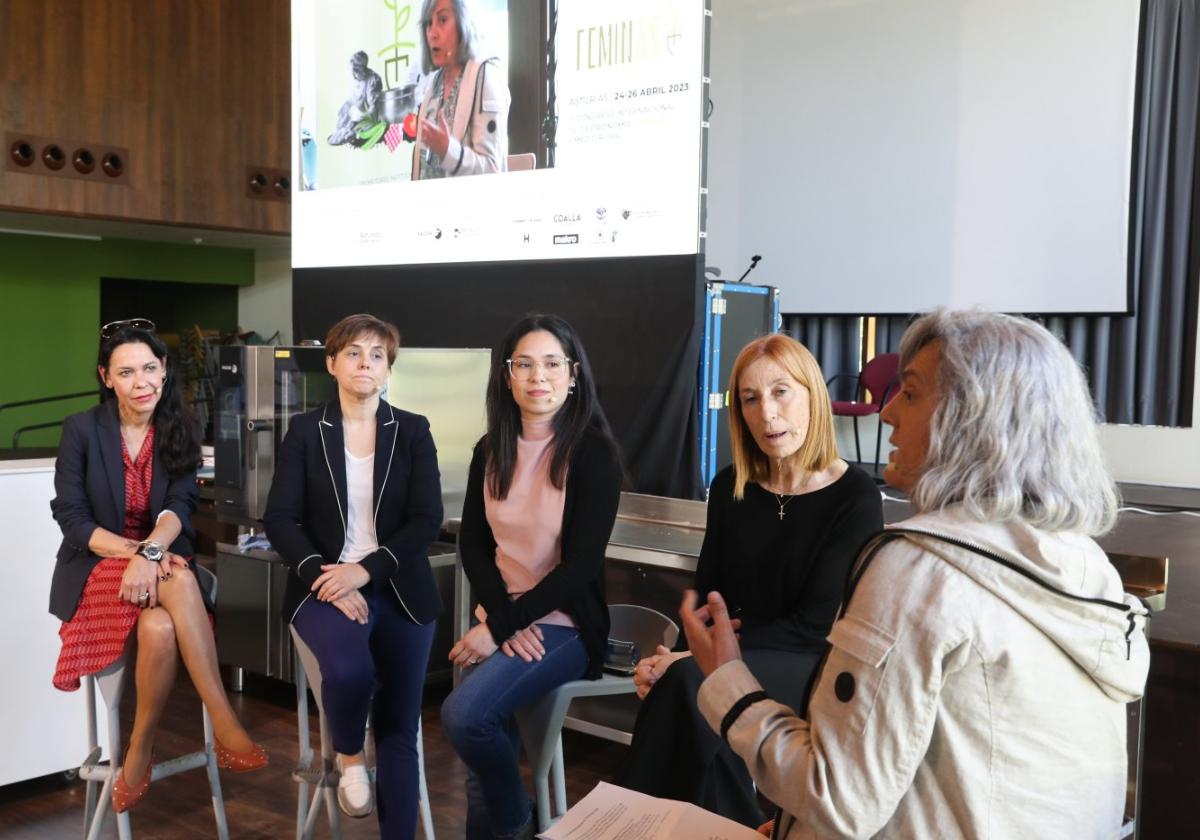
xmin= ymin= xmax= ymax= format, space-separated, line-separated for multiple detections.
xmin=324 ymin=314 xmax=401 ymax=365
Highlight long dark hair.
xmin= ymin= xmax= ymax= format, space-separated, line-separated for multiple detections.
xmin=484 ymin=314 xmax=615 ymax=500
xmin=97 ymin=327 xmax=202 ymax=477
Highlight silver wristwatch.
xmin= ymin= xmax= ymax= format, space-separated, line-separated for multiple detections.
xmin=137 ymin=541 xmax=165 ymax=563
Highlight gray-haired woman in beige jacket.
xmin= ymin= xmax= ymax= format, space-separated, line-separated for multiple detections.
xmin=684 ymin=310 xmax=1150 ymax=839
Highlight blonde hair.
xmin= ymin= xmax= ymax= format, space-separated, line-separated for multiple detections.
xmin=727 ymin=334 xmax=838 ymax=500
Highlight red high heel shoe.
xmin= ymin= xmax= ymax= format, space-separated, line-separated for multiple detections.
xmin=213 ymin=736 xmax=269 ymax=772
xmin=111 ymin=757 xmax=152 ymax=813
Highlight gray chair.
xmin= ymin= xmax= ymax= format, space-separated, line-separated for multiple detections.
xmin=514 ymin=604 xmax=679 ymax=831
xmin=453 ymin=538 xmax=679 ymax=830
xmin=290 ymin=626 xmax=434 ymax=840
xmin=79 ymin=565 xmax=229 ymax=840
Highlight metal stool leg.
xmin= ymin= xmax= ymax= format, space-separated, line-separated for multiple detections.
xmin=551 ymin=735 xmax=567 ymax=821
xmin=202 ymin=704 xmax=230 ymax=840
xmin=81 ymin=676 xmax=100 ymax=838
xmin=319 ymin=711 xmax=342 ymax=839
xmin=110 ymin=706 xmax=131 ymax=840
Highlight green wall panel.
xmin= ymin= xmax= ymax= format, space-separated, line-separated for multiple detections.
xmin=0 ymin=232 xmax=254 ymax=449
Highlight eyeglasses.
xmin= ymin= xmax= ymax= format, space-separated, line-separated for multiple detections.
xmin=101 ymin=318 xmax=156 ymax=339
xmin=505 ymin=355 xmax=573 ymax=380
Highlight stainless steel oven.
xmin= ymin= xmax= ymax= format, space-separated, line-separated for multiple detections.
xmin=214 ymin=346 xmax=335 ymax=525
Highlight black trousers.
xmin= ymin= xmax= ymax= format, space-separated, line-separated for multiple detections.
xmin=618 ymin=648 xmax=818 ymax=827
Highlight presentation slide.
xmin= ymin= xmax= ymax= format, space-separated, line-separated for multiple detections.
xmin=292 ymin=0 xmax=707 ymax=268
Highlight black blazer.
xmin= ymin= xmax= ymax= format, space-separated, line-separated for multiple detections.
xmin=263 ymin=400 xmax=444 ymax=625
xmin=459 ymin=430 xmax=623 ymax=679
xmin=49 ymin=400 xmax=200 ymax=622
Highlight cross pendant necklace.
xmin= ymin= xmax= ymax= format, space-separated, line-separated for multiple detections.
xmin=774 ymin=493 xmax=793 ymax=520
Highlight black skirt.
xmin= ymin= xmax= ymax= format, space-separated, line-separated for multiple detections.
xmin=618 ymin=648 xmax=819 ymax=827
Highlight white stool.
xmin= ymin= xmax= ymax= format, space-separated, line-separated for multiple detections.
xmin=78 ymin=565 xmax=229 ymax=840
xmin=290 ymin=626 xmax=434 ymax=839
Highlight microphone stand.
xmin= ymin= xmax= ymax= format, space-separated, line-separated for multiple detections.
xmin=737 ymin=255 xmax=762 ymax=283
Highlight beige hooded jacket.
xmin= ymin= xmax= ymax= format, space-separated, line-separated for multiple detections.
xmin=698 ymin=505 xmax=1150 ymax=839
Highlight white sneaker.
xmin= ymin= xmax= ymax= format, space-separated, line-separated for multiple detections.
xmin=336 ymin=759 xmax=374 ymax=818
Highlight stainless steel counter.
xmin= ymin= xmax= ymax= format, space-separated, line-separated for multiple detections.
xmin=606 ymin=492 xmax=707 ymax=573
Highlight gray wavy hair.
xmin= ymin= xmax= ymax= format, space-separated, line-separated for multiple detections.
xmin=419 ymin=0 xmax=482 ymax=74
xmin=902 ymin=310 xmax=1118 ymax=535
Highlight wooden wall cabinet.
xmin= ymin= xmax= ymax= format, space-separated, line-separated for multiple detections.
xmin=0 ymin=0 xmax=290 ymax=234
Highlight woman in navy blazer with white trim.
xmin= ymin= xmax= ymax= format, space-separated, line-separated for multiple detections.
xmin=264 ymin=314 xmax=443 ymax=837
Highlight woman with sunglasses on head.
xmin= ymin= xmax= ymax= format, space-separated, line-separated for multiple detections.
xmin=50 ymin=320 xmax=267 ymax=815
xmin=441 ymin=314 xmax=623 ymax=840
xmin=264 ymin=314 xmax=444 ymax=837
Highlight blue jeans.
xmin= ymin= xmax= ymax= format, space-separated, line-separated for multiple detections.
xmin=441 ymin=624 xmax=589 ymax=837
xmin=292 ymin=589 xmax=436 ymax=840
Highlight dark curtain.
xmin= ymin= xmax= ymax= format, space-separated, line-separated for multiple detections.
xmin=1047 ymin=0 xmax=1199 ymax=427
xmin=873 ymin=315 xmax=909 ymax=357
xmin=782 ymin=315 xmax=863 ymax=400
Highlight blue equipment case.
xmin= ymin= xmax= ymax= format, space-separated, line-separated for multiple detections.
xmin=698 ymin=281 xmax=781 ymax=491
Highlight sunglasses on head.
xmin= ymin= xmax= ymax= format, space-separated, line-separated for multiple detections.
xmin=100 ymin=318 xmax=156 ymax=339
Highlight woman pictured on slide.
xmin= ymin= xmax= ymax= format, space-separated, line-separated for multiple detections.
xmin=412 ymin=0 xmax=511 ymax=180
xmin=50 ymin=320 xmax=266 ymax=815
xmin=619 ymin=334 xmax=882 ymax=826
xmin=441 ymin=314 xmax=623 ymax=840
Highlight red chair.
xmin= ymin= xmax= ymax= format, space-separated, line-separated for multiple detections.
xmin=826 ymin=352 xmax=900 ymax=472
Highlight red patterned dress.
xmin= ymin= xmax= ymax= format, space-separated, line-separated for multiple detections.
xmin=53 ymin=427 xmax=157 ymax=691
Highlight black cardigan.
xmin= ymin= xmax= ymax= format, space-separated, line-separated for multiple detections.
xmin=49 ymin=400 xmax=200 ymax=622
xmin=459 ymin=430 xmax=623 ymax=679
xmin=263 ymin=400 xmax=444 ymax=625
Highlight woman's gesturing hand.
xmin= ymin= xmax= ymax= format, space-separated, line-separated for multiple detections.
xmin=680 ymin=589 xmax=743 ymax=678
xmin=501 ymin=624 xmax=545 ymax=662
xmin=331 ymin=590 xmax=370 ymax=625
xmin=449 ymin=623 xmax=499 ymax=668
xmin=418 ymin=111 xmax=452 ymax=160
xmin=634 ymin=646 xmax=690 ymax=700
xmin=313 ymin=563 xmax=370 ymax=602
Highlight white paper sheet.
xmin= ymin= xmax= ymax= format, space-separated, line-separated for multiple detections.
xmin=538 ymin=782 xmax=763 ymax=840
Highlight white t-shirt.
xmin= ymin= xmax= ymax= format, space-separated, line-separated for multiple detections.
xmin=338 ymin=449 xmax=379 ymax=564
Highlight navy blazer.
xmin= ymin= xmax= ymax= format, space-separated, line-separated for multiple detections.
xmin=263 ymin=400 xmax=444 ymax=625
xmin=49 ymin=400 xmax=200 ymax=622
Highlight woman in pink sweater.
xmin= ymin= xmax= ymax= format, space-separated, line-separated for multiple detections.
xmin=442 ymin=314 xmax=623 ymax=840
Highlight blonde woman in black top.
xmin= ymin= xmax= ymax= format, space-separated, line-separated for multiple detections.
xmin=620 ymin=334 xmax=882 ymax=826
